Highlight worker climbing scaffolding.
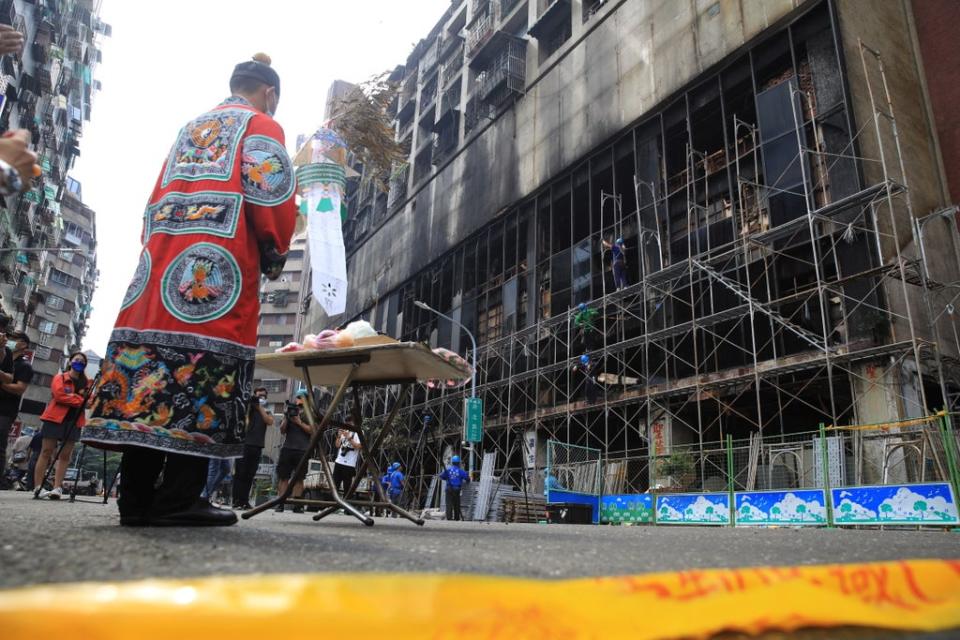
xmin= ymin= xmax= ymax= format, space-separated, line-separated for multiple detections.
xmin=573 ymin=354 xmax=600 ymax=404
xmin=602 ymin=237 xmax=628 ymax=290
xmin=573 ymin=303 xmax=600 ymax=350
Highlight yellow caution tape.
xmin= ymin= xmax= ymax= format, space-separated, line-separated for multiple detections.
xmin=1 ymin=559 xmax=959 ymax=639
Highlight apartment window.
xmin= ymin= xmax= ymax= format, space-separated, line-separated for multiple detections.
xmin=33 ymin=345 xmax=52 ymax=361
xmin=46 ymin=294 xmax=64 ymax=310
xmin=287 ymin=250 xmax=304 ymax=261
xmin=261 ymin=313 xmax=296 ymax=325
xmin=38 ymin=319 xmax=57 ymax=335
xmin=279 ymin=271 xmax=301 ymax=283
xmin=257 ymin=334 xmax=289 ymax=347
xmin=261 ymin=379 xmax=287 ymax=394
xmin=531 ymin=0 xmax=572 ymax=63
xmin=66 ymin=177 xmax=82 ymax=196
xmin=49 ymin=269 xmax=74 ymax=288
xmin=64 ymin=221 xmax=83 ymax=245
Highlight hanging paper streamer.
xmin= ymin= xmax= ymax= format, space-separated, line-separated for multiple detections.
xmin=293 ymin=128 xmax=352 ymax=317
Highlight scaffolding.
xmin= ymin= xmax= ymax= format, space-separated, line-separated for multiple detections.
xmin=349 ymin=32 xmax=960 ymax=507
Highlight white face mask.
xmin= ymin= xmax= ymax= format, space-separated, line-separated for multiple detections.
xmin=6 ymin=340 xmax=16 ymax=351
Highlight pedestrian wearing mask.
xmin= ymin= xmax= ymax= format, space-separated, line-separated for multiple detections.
xmin=232 ymin=386 xmax=274 ymax=509
xmin=0 ymin=326 xmax=33 ymax=482
xmin=275 ymin=392 xmax=312 ymax=513
xmin=35 ymin=352 xmax=90 ymax=499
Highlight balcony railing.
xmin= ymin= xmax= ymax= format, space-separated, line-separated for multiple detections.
xmin=466 ymin=11 xmax=495 ymax=58
xmin=437 ymin=87 xmax=461 ymax=121
xmin=419 ymin=77 xmax=439 ymax=114
xmin=419 ymin=38 xmax=440 ymax=75
xmin=477 ymin=39 xmax=526 ymax=106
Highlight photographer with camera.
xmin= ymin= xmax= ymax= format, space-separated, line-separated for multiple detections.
xmin=332 ymin=419 xmax=362 ymax=496
xmin=275 ymin=391 xmax=312 ymax=513
xmin=0 ymin=320 xmax=34 ymax=485
xmin=231 ymin=386 xmax=274 ymax=509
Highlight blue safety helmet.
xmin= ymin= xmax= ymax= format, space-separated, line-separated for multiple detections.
xmin=392 ymin=461 xmax=401 ymax=470
xmin=580 ymin=354 xmax=590 ymax=365
xmin=616 ymin=237 xmax=624 ymax=245
xmin=578 ymin=303 xmax=587 ymax=312
xmin=451 ymin=455 xmax=461 ymax=465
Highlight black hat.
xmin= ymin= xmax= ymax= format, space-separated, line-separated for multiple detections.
xmin=231 ymin=53 xmax=280 ymax=96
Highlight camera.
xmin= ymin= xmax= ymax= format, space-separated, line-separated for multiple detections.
xmin=285 ymin=400 xmax=301 ymax=418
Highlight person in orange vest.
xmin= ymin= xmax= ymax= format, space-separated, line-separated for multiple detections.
xmin=35 ymin=352 xmax=90 ymax=499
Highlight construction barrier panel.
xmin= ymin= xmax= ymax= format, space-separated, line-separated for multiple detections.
xmin=2 ymin=560 xmax=960 ymax=639
xmin=831 ymin=482 xmax=959 ymax=526
xmin=655 ymin=493 xmax=730 ymax=525
xmin=600 ymin=494 xmax=654 ymax=524
xmin=735 ymin=489 xmax=829 ymax=526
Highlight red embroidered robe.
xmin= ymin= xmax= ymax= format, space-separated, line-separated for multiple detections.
xmin=83 ymin=97 xmax=296 ymax=458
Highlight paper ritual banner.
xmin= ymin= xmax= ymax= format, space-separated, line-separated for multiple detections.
xmin=294 ymin=128 xmax=350 ymax=317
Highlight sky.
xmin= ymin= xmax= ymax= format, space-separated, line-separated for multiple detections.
xmin=74 ymin=0 xmax=450 ymax=355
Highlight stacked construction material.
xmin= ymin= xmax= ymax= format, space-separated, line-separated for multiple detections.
xmin=503 ymin=496 xmax=548 ymax=523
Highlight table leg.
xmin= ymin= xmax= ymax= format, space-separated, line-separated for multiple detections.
xmin=350 ymin=386 xmax=425 ymax=525
xmin=242 ymin=365 xmax=365 ymax=521
xmin=314 ymin=383 xmax=410 ymax=521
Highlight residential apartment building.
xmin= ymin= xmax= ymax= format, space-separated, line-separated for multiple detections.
xmin=0 ymin=0 xmax=107 ymax=421
xmin=302 ymin=0 xmax=960 ymax=498
xmin=254 ymin=233 xmax=307 ymax=463
xmin=19 ymin=176 xmax=96 ymax=423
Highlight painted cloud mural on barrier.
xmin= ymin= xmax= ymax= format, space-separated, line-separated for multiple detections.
xmin=736 ymin=490 xmax=827 ymax=525
xmin=831 ymin=483 xmax=959 ymax=525
xmin=657 ymin=494 xmax=729 ymax=524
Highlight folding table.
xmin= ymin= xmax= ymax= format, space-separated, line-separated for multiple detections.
xmin=242 ymin=341 xmax=471 ymax=526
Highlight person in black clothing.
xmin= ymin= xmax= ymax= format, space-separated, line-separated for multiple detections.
xmin=574 ymin=354 xmax=600 ymax=404
xmin=275 ymin=392 xmax=312 ymax=513
xmin=232 ymin=386 xmax=274 ymax=509
xmin=0 ymin=326 xmax=33 ymax=481
xmin=25 ymin=428 xmax=42 ymax=491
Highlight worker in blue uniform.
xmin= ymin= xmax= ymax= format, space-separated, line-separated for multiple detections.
xmin=602 ymin=236 xmax=628 ymax=290
xmin=439 ymin=455 xmax=470 ymax=521
xmin=388 ymin=461 xmax=404 ymax=508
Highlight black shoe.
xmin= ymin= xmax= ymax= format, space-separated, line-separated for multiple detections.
xmin=150 ymin=498 xmax=238 ymax=527
xmin=120 ymin=514 xmax=149 ymax=527
xmin=275 ymin=504 xmax=285 ymax=513
xmin=239 ymin=503 xmax=253 ymax=510
xmin=292 ymin=504 xmax=304 ymax=514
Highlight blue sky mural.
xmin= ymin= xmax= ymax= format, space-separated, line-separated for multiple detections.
xmin=656 ymin=493 xmax=729 ymax=525
xmin=736 ymin=490 xmax=827 ymax=526
xmin=832 ymin=483 xmax=959 ymax=525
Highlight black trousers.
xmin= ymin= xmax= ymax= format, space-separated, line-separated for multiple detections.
xmin=446 ymin=486 xmax=463 ymax=521
xmin=332 ymin=463 xmax=356 ymax=496
xmin=585 ymin=377 xmax=600 ymax=404
xmin=118 ymin=448 xmax=208 ymax=517
xmin=232 ymin=444 xmax=262 ymax=506
xmin=0 ymin=415 xmax=12 ymax=477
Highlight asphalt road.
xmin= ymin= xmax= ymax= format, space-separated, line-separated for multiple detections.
xmin=1 ymin=490 xmax=958 ymax=590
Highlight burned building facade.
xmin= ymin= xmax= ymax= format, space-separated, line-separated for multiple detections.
xmin=315 ymin=0 xmax=960 ymax=495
